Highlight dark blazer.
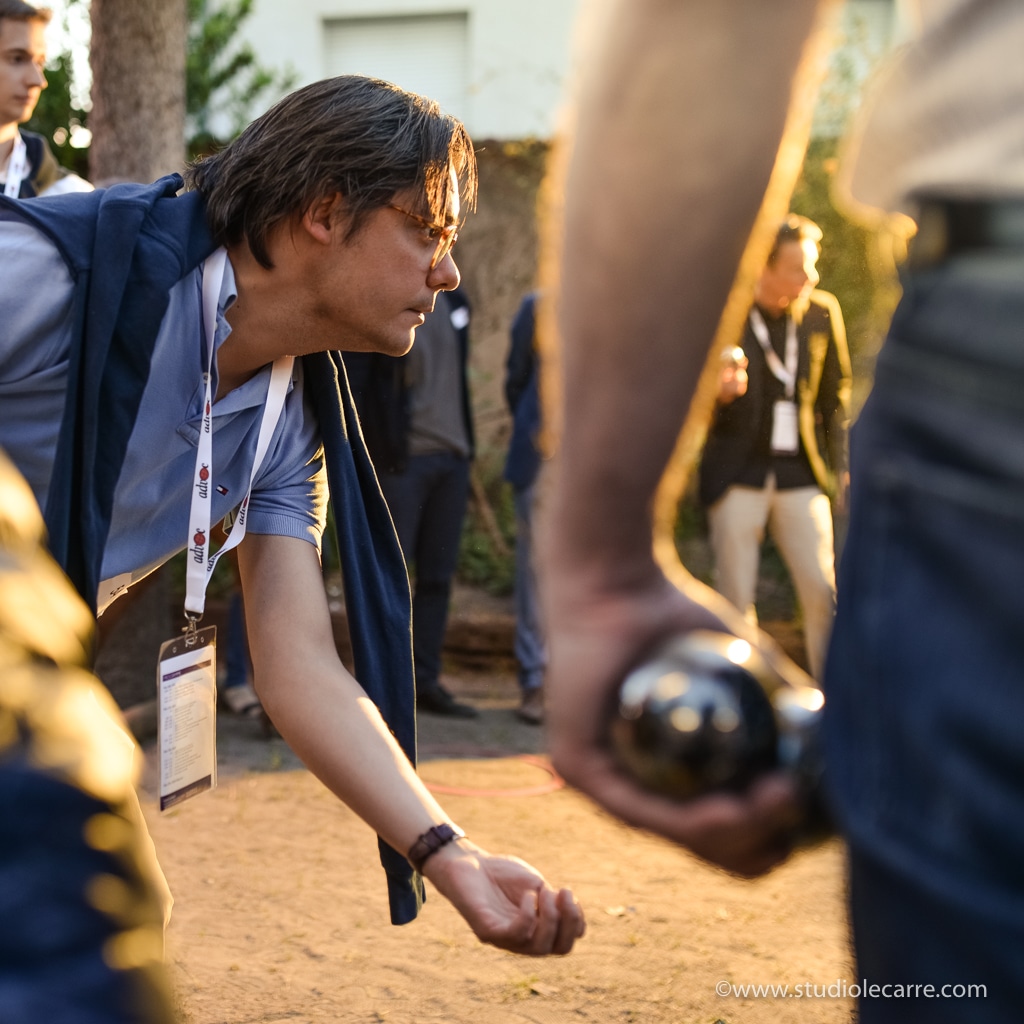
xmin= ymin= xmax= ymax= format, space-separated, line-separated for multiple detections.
xmin=699 ymin=289 xmax=852 ymax=508
xmin=0 ymin=178 xmax=422 ymax=924
xmin=346 ymin=287 xmax=474 ymax=474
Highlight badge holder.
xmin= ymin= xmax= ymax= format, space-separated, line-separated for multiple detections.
xmin=749 ymin=308 xmax=801 ymax=456
xmin=157 ymin=618 xmax=217 ymax=810
xmin=770 ymin=399 xmax=800 ymax=454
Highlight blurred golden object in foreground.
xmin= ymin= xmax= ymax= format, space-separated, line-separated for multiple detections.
xmin=0 ymin=448 xmax=175 ymax=1024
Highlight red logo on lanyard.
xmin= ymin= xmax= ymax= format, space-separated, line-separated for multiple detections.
xmin=193 ymin=529 xmax=206 ymax=547
xmin=199 ymin=465 xmax=210 ymax=481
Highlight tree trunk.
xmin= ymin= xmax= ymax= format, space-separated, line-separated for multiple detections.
xmin=88 ymin=0 xmax=187 ymax=184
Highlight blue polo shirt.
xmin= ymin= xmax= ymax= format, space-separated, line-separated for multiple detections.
xmin=0 ymin=218 xmax=327 ymax=604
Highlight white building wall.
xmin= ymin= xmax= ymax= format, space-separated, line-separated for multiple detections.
xmin=238 ymin=0 xmax=896 ymax=141
xmin=242 ymin=0 xmax=581 ymax=139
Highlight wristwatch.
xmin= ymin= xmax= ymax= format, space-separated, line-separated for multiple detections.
xmin=407 ymin=823 xmax=466 ymax=873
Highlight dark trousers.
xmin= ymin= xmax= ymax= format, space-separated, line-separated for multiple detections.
xmin=380 ymin=452 xmax=471 ymax=694
xmin=512 ymin=482 xmax=545 ymax=691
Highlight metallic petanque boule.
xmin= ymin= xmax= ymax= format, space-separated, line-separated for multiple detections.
xmin=611 ymin=630 xmax=832 ymax=846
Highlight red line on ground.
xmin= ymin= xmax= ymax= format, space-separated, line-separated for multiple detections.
xmin=422 ymin=754 xmax=565 ymax=797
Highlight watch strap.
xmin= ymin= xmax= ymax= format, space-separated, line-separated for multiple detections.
xmin=407 ymin=823 xmax=466 ymax=873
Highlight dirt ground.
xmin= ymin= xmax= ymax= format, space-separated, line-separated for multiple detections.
xmin=139 ymin=666 xmax=855 ymax=1024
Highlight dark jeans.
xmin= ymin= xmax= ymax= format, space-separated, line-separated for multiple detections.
xmin=380 ymin=451 xmax=471 ymax=694
xmin=824 ymin=250 xmax=1024 ymax=1021
xmin=513 ymin=482 xmax=545 ymax=692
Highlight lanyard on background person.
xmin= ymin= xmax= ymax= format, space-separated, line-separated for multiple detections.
xmin=749 ymin=307 xmax=798 ymax=399
xmin=157 ymin=248 xmax=292 ymax=812
xmin=183 ymin=246 xmax=293 ymax=625
xmin=749 ymin=307 xmax=801 ymax=454
xmin=3 ymin=134 xmax=29 ymax=197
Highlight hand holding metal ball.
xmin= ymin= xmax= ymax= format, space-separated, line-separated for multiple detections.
xmin=611 ymin=630 xmax=832 ymax=846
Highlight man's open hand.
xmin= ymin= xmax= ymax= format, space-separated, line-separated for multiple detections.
xmin=422 ymin=840 xmax=585 ymax=956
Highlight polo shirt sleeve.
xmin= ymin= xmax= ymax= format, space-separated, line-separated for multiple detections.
xmin=245 ymin=360 xmax=328 ymax=549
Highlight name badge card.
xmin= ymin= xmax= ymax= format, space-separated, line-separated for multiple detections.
xmin=157 ymin=627 xmax=217 ymax=810
xmin=771 ymin=399 xmax=800 ymax=454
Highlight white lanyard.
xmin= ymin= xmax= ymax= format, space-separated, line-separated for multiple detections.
xmin=3 ymin=133 xmax=29 ymax=197
xmin=184 ymin=248 xmax=293 ymax=619
xmin=749 ymin=308 xmax=798 ymax=400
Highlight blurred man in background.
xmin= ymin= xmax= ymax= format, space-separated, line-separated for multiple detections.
xmin=700 ymin=214 xmax=850 ymax=681
xmin=504 ymin=291 xmax=546 ymax=724
xmin=0 ymin=0 xmax=90 ymax=196
xmin=348 ymin=286 xmax=479 ymax=719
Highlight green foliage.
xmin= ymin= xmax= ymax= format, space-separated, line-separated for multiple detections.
xmin=456 ymin=454 xmax=515 ymax=597
xmin=25 ymin=0 xmax=296 ymax=171
xmin=24 ymin=49 xmax=90 ymax=176
xmin=790 ymin=138 xmax=893 ymax=375
xmin=672 ymin=480 xmax=706 ymax=547
xmin=811 ymin=4 xmax=890 ymax=140
xmin=795 ymin=3 xmax=901 ymax=388
xmin=186 ymin=0 xmax=296 ymax=159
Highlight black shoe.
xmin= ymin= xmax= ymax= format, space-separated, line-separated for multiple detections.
xmin=417 ymin=685 xmax=479 ymax=718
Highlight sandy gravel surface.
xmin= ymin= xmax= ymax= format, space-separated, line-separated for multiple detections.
xmin=140 ymin=669 xmax=854 ymax=1024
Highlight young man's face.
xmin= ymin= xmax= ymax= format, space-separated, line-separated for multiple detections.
xmin=0 ymin=17 xmax=48 ymax=131
xmin=755 ymin=237 xmax=820 ymax=315
xmin=306 ymin=179 xmax=462 ymax=357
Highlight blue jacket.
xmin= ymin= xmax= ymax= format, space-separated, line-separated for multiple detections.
xmin=0 ymin=177 xmax=423 ymax=924
xmin=503 ymin=292 xmax=542 ymax=490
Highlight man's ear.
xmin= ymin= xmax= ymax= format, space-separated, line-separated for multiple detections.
xmin=301 ymin=193 xmax=346 ymax=245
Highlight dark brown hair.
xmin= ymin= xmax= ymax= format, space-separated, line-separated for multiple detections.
xmin=0 ymin=1 xmax=51 ymax=26
xmin=768 ymin=213 xmax=822 ymax=265
xmin=185 ymin=75 xmax=478 ymax=268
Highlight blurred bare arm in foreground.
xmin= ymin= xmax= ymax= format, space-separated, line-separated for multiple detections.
xmin=538 ymin=0 xmax=835 ymax=876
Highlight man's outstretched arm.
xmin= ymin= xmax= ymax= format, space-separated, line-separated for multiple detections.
xmin=539 ymin=0 xmax=835 ymax=876
xmin=239 ymin=533 xmax=584 ymax=955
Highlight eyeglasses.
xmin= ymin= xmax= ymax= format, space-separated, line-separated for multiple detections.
xmin=389 ymin=204 xmax=459 ymax=269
